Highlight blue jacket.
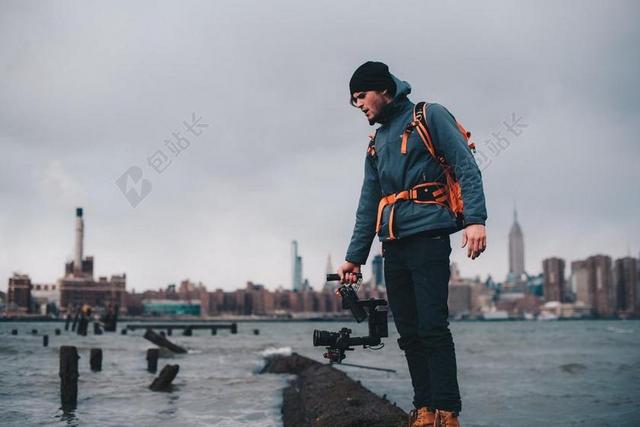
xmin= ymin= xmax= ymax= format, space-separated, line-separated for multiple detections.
xmin=345 ymin=76 xmax=488 ymax=265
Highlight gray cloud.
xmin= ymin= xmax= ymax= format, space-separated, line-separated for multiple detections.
xmin=1 ymin=0 xmax=639 ymax=292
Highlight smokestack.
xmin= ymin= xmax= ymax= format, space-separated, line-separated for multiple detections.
xmin=74 ymin=208 xmax=84 ymax=274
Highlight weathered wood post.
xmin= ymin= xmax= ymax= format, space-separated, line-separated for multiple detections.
xmin=183 ymin=327 xmax=192 ymax=337
xmin=231 ymin=323 xmax=238 ymax=334
xmin=77 ymin=315 xmax=88 ymax=336
xmin=90 ymin=348 xmax=102 ymax=372
xmin=55 ymin=328 xmax=61 ymax=336
xmin=211 ymin=327 xmax=217 ymax=335
xmin=59 ymin=346 xmax=79 ymax=409
xmin=110 ymin=304 xmax=119 ymax=332
xmin=43 ymin=335 xmax=49 ymax=347
xmin=71 ymin=312 xmax=79 ymax=332
xmin=147 ymin=348 xmax=159 ymax=373
xmin=149 ymin=365 xmax=180 ymax=391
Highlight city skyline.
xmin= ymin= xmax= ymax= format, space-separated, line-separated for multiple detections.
xmin=1 ymin=1 xmax=639 ymax=292
xmin=3 ymin=204 xmax=636 ymax=295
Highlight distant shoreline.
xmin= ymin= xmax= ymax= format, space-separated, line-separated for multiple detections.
xmin=1 ymin=316 xmax=635 ymax=323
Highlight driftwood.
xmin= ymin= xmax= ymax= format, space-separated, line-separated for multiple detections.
xmin=261 ymin=353 xmax=407 ymax=427
xmin=143 ymin=329 xmax=187 ymax=354
xmin=149 ymin=364 xmax=179 ymax=391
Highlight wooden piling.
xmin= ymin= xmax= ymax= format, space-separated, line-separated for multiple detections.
xmin=211 ymin=328 xmax=217 ymax=335
xmin=77 ymin=315 xmax=88 ymax=336
xmin=59 ymin=346 xmax=79 ymax=408
xmin=253 ymin=329 xmax=260 ymax=335
xmin=71 ymin=312 xmax=79 ymax=332
xmin=121 ymin=328 xmax=127 ymax=335
xmin=231 ymin=323 xmax=238 ymax=334
xmin=183 ymin=327 xmax=192 ymax=337
xmin=149 ymin=364 xmax=179 ymax=391
xmin=143 ymin=329 xmax=187 ymax=354
xmin=55 ymin=328 xmax=61 ymax=336
xmin=43 ymin=335 xmax=49 ymax=347
xmin=90 ymin=348 xmax=102 ymax=372
xmin=146 ymin=348 xmax=159 ymax=373
xmin=167 ymin=328 xmax=172 ymax=336
xmin=11 ymin=329 xmax=17 ymax=335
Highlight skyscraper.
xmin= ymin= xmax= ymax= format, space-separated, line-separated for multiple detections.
xmin=291 ymin=240 xmax=303 ymax=291
xmin=571 ymin=260 xmax=591 ymax=305
xmin=582 ymin=255 xmax=614 ymax=317
xmin=372 ymin=254 xmax=384 ymax=289
xmin=507 ymin=208 xmax=525 ymax=283
xmin=542 ymin=257 xmax=566 ymax=302
xmin=614 ymin=257 xmax=638 ymax=316
xmin=323 ymin=254 xmax=334 ymax=291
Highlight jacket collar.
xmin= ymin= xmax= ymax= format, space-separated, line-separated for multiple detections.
xmin=376 ymin=96 xmax=412 ymax=125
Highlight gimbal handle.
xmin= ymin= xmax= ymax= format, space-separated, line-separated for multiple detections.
xmin=326 ymin=273 xmax=362 ymax=281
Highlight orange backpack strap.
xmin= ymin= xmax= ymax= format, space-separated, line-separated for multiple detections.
xmin=414 ymin=102 xmax=448 ymax=166
xmin=367 ymin=130 xmax=378 ymax=158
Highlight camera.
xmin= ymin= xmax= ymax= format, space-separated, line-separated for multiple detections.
xmin=313 ymin=274 xmax=388 ymax=363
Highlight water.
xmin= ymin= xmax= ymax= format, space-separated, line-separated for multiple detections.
xmin=1 ymin=320 xmax=639 ymax=426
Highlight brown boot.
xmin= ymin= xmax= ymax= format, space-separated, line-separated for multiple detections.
xmin=434 ymin=409 xmax=460 ymax=427
xmin=408 ymin=407 xmax=436 ymax=427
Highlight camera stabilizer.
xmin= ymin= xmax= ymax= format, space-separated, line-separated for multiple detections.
xmin=313 ymin=273 xmax=389 ymax=363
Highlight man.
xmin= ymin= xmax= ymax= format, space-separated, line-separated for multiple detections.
xmin=337 ymin=61 xmax=487 ymax=427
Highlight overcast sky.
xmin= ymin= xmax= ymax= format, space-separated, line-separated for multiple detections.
xmin=1 ymin=0 xmax=639 ymax=293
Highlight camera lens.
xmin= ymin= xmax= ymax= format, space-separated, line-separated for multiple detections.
xmin=313 ymin=329 xmax=338 ymax=347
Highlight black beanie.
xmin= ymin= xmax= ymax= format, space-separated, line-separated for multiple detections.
xmin=349 ymin=61 xmax=396 ymax=96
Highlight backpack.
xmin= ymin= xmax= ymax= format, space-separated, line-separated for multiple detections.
xmin=401 ymin=102 xmax=476 ymax=219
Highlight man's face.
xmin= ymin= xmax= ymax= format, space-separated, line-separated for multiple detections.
xmin=351 ymin=90 xmax=391 ymax=124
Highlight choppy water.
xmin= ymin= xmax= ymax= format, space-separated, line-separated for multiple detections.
xmin=1 ymin=320 xmax=639 ymax=427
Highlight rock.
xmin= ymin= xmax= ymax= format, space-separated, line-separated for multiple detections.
xmin=261 ymin=353 xmax=406 ymax=427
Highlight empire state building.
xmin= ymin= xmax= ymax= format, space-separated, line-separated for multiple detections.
xmin=507 ymin=208 xmax=526 ymax=284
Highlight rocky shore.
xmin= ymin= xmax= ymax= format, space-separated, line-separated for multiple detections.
xmin=261 ymin=353 xmax=407 ymax=427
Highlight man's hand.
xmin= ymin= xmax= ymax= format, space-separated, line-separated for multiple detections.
xmin=337 ymin=261 xmax=361 ymax=284
xmin=461 ymin=224 xmax=486 ymax=260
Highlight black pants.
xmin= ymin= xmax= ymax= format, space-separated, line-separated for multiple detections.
xmin=383 ymin=232 xmax=461 ymax=414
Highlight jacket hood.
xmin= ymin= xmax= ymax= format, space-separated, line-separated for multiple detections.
xmin=391 ymin=74 xmax=411 ymax=101
xmin=375 ymin=74 xmax=412 ymax=125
